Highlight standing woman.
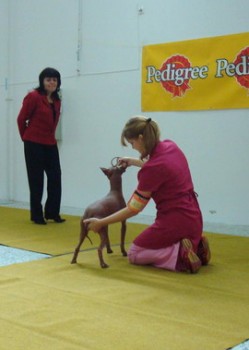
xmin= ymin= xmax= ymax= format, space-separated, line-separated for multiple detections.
xmin=17 ymin=67 xmax=65 ymax=225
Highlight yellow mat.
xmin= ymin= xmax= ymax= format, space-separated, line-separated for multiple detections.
xmin=0 ymin=236 xmax=249 ymax=350
xmin=0 ymin=207 xmax=249 ymax=349
xmin=0 ymin=206 xmax=142 ymax=255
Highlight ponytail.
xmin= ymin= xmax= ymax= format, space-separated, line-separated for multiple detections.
xmin=121 ymin=116 xmax=160 ymax=158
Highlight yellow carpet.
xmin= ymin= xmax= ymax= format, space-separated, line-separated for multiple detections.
xmin=0 ymin=206 xmax=142 ymax=255
xmin=0 ymin=206 xmax=249 ymax=349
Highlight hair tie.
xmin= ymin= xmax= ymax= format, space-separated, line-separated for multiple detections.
xmin=147 ymin=118 xmax=152 ymax=123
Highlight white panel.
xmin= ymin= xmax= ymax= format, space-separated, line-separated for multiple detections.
xmin=3 ymin=0 xmax=249 ymax=227
xmin=139 ymin=0 xmax=249 ymax=44
xmin=81 ymin=0 xmax=139 ymax=73
xmin=8 ymin=0 xmax=79 ymax=84
xmin=0 ymin=0 xmax=8 ymax=80
xmin=0 ymin=0 xmax=9 ymax=199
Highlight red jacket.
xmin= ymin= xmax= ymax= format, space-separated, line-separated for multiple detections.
xmin=17 ymin=90 xmax=61 ymax=145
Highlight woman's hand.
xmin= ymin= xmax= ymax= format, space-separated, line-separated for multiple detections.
xmin=118 ymin=157 xmax=144 ymax=168
xmin=84 ymin=218 xmax=103 ymax=232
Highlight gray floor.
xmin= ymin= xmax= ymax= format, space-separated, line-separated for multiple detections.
xmin=1 ymin=200 xmax=249 ymax=267
xmin=0 ymin=245 xmax=51 ymax=267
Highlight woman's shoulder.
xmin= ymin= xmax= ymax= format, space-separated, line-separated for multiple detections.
xmin=158 ymin=139 xmax=183 ymax=155
xmin=161 ymin=139 xmax=177 ymax=147
xmin=143 ymin=139 xmax=178 ymax=168
xmin=149 ymin=139 xmax=176 ymax=157
xmin=24 ymin=89 xmax=41 ymax=101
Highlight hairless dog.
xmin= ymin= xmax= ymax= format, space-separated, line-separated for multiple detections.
xmin=71 ymin=165 xmax=127 ymax=268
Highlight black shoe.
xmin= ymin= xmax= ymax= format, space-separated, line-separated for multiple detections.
xmin=53 ymin=216 xmax=66 ymax=223
xmin=33 ymin=218 xmax=47 ymax=225
xmin=45 ymin=215 xmax=66 ymax=223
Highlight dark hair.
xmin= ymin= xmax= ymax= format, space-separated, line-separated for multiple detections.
xmin=121 ymin=115 xmax=160 ymax=159
xmin=35 ymin=67 xmax=61 ymax=100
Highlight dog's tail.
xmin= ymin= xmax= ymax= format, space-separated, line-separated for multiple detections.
xmin=84 ymin=222 xmax=93 ymax=245
xmin=86 ymin=234 xmax=93 ymax=245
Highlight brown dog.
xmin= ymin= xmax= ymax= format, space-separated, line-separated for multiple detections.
xmin=71 ymin=166 xmax=127 ymax=268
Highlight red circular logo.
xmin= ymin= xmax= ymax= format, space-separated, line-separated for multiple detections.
xmin=234 ymin=47 xmax=249 ymax=90
xmin=160 ymin=55 xmax=191 ymax=97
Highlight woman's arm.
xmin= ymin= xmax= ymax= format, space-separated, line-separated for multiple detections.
xmin=84 ymin=207 xmax=135 ymax=232
xmin=84 ymin=190 xmax=151 ymax=232
xmin=118 ymin=157 xmax=145 ymax=168
xmin=17 ymin=92 xmax=38 ymax=140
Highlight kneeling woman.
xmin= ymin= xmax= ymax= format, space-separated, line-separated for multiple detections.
xmin=84 ymin=116 xmax=211 ymax=273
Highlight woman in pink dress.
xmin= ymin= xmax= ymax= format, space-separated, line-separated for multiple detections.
xmin=85 ymin=116 xmax=211 ymax=273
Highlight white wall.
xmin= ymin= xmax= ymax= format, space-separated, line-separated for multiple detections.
xmin=0 ymin=0 xmax=10 ymax=200
xmin=1 ymin=0 xmax=249 ymax=226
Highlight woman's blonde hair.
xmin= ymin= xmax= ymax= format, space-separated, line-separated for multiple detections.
xmin=121 ymin=116 xmax=160 ymax=158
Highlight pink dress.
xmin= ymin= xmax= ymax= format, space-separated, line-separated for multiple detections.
xmin=128 ymin=140 xmax=203 ymax=270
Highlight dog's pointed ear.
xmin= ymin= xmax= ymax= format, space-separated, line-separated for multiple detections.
xmin=100 ymin=167 xmax=110 ymax=177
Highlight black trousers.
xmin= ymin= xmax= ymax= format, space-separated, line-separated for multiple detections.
xmin=24 ymin=141 xmax=62 ymax=221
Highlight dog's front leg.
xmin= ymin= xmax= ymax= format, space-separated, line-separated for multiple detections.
xmin=120 ymin=220 xmax=127 ymax=256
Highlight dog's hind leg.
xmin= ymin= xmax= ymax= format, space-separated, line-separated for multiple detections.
xmin=71 ymin=220 xmax=88 ymax=264
xmin=98 ymin=227 xmax=109 ymax=268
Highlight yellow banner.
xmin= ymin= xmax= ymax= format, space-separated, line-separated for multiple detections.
xmin=141 ymin=32 xmax=249 ymax=111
